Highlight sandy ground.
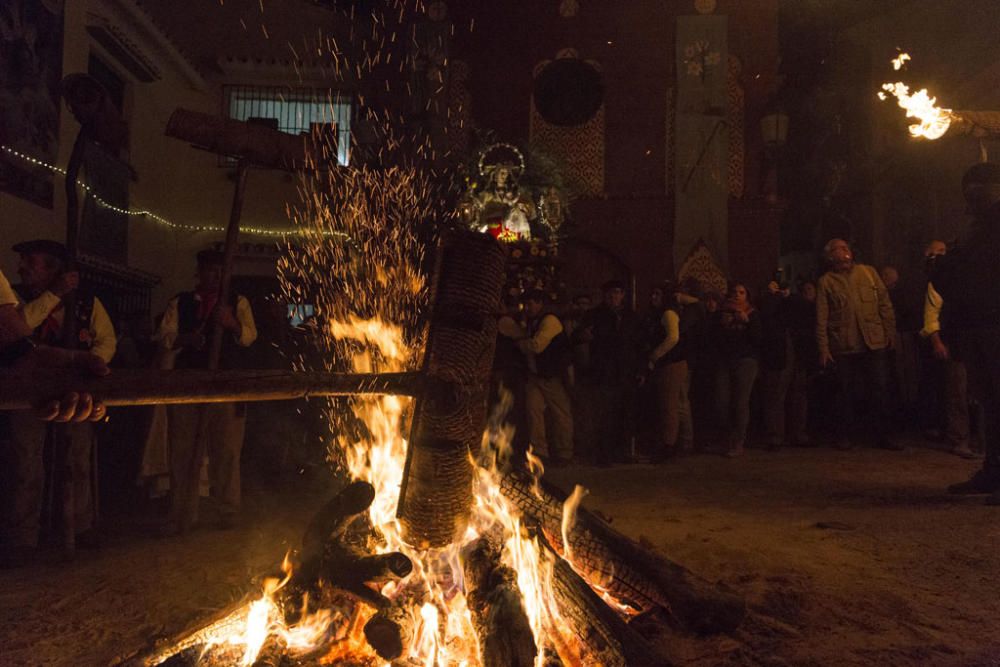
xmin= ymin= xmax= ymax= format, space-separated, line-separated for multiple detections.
xmin=2 ymin=442 xmax=999 ymax=666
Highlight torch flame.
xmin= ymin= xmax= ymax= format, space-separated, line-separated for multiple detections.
xmin=879 ymin=53 xmax=953 ymax=140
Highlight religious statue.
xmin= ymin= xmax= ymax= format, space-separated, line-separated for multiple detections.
xmin=461 ymin=143 xmax=536 ymax=241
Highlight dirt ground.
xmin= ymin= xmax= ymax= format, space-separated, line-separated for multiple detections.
xmin=2 ymin=440 xmax=999 ymax=666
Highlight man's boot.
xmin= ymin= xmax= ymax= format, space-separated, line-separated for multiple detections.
xmin=947 ymin=466 xmax=1000 ymax=495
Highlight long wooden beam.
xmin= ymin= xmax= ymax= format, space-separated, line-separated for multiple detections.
xmin=0 ymin=369 xmax=423 ymax=410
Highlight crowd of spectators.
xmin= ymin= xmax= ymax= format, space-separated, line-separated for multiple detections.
xmin=492 ymin=236 xmax=984 ymax=469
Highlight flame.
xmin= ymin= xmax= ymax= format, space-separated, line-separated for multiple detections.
xmin=560 ymin=485 xmax=588 ymax=564
xmin=146 ymin=554 xmax=334 ymax=666
xmin=879 ymin=53 xmax=953 ymax=140
xmin=326 ymin=316 xmax=579 ymax=667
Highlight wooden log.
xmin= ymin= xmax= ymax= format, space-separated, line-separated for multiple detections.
xmin=500 ymin=469 xmax=745 ymax=635
xmin=291 ymin=481 xmax=411 ymax=611
xmin=0 ymin=369 xmax=423 ymax=410
xmin=548 ymin=550 xmax=666 ymax=667
xmin=363 ymin=604 xmax=414 ymax=661
xmin=398 ymin=230 xmax=507 ymax=548
xmin=462 ymin=532 xmax=537 ymax=667
xmin=165 ymin=108 xmax=310 ymax=170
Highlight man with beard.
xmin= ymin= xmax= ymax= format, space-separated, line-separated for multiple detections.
xmin=816 ymin=238 xmax=900 ymax=451
xmin=0 ymin=241 xmax=116 ymax=564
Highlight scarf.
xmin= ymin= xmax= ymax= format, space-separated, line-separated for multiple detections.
xmin=722 ymin=298 xmax=754 ymax=317
xmin=195 ymin=289 xmax=220 ymax=323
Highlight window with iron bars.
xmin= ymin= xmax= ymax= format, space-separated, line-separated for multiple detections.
xmin=223 ymin=85 xmax=352 ymax=166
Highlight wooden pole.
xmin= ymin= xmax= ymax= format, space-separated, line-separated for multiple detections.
xmin=57 ymin=126 xmax=90 ymax=557
xmin=0 ymin=369 xmax=424 ymax=410
xmin=208 ymin=159 xmax=249 ymax=370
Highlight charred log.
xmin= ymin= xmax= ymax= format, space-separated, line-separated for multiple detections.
xmin=363 ymin=604 xmax=414 ymax=661
xmin=462 ymin=532 xmax=538 ymax=667
xmin=539 ymin=532 xmax=666 ymax=667
xmin=292 ymin=481 xmax=410 ymax=610
xmin=500 ymin=469 xmax=745 ymax=635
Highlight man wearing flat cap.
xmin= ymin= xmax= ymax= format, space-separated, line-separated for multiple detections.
xmin=0 ymin=240 xmax=116 ymax=561
xmin=935 ymin=163 xmax=1000 ymax=504
xmin=156 ymin=249 xmax=257 ymax=534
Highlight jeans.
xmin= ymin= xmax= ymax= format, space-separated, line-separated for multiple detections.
xmin=594 ymin=383 xmax=632 ymax=464
xmin=525 ymin=375 xmax=574 ymax=461
xmin=0 ymin=415 xmax=93 ymax=547
xmin=943 ymin=360 xmax=971 ymax=449
xmin=955 ymin=328 xmax=1000 ymax=468
xmin=831 ymin=349 xmax=891 ymax=439
xmin=715 ymin=357 xmax=759 ymax=445
xmin=168 ymin=403 xmax=246 ymax=528
xmin=761 ymin=340 xmax=810 ymax=446
xmin=654 ymin=360 xmax=691 ymax=454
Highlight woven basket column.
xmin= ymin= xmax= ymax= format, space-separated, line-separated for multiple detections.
xmin=398 ymin=231 xmax=506 ymax=548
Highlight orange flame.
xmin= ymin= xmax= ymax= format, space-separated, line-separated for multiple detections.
xmin=879 ymin=53 xmax=953 ymax=140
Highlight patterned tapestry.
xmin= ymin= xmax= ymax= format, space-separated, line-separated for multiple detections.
xmin=529 ymin=88 xmax=605 ymax=197
xmin=727 ymin=55 xmax=744 ymax=199
xmin=673 ymin=14 xmax=729 ymax=271
xmin=0 ymin=0 xmax=65 ymax=207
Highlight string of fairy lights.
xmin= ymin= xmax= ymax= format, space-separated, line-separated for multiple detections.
xmin=1 ymin=144 xmax=349 ymax=240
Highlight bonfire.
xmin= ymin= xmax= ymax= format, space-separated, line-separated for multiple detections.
xmin=115 ymin=3 xmax=742 ymax=663
xmin=118 ymin=151 xmax=741 ymax=667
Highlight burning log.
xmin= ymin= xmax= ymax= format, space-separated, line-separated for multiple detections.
xmin=293 ymin=481 xmax=411 ymax=609
xmin=122 ymin=481 xmax=410 ymax=666
xmin=398 ymin=230 xmax=507 ymax=548
xmin=462 ymin=532 xmax=538 ymax=667
xmin=0 ymin=369 xmax=423 ymax=410
xmin=362 ymin=605 xmax=413 ymax=661
xmin=500 ymin=469 xmax=745 ymax=635
xmin=548 ymin=547 xmax=666 ymax=667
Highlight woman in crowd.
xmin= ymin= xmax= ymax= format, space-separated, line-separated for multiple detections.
xmin=711 ymin=282 xmax=762 ymax=457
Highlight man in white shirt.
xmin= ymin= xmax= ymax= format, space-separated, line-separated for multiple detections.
xmin=921 ymin=241 xmax=975 ymax=459
xmin=1 ymin=241 xmax=116 ymax=562
xmin=156 ymin=249 xmax=257 ymax=534
xmin=518 ymin=290 xmax=574 ymax=466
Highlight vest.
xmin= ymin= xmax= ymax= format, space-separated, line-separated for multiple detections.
xmin=528 ymin=313 xmax=572 ymax=379
xmin=174 ymin=291 xmax=246 ymax=369
xmin=652 ymin=307 xmax=688 ymax=369
xmin=15 ymin=285 xmax=95 ymax=351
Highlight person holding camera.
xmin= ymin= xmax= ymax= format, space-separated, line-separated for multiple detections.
xmin=710 ymin=282 xmax=761 ymax=458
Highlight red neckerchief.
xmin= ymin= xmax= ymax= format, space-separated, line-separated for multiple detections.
xmin=38 ymin=304 xmax=65 ymax=344
xmin=195 ymin=289 xmax=219 ymax=323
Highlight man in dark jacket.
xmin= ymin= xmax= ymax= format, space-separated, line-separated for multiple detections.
xmin=937 ymin=163 xmax=1000 ymax=504
xmin=576 ymin=279 xmax=639 ymax=465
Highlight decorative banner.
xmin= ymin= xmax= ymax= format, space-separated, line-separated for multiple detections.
xmin=0 ymin=0 xmax=65 ymax=207
xmin=674 ymin=14 xmax=729 ymax=272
